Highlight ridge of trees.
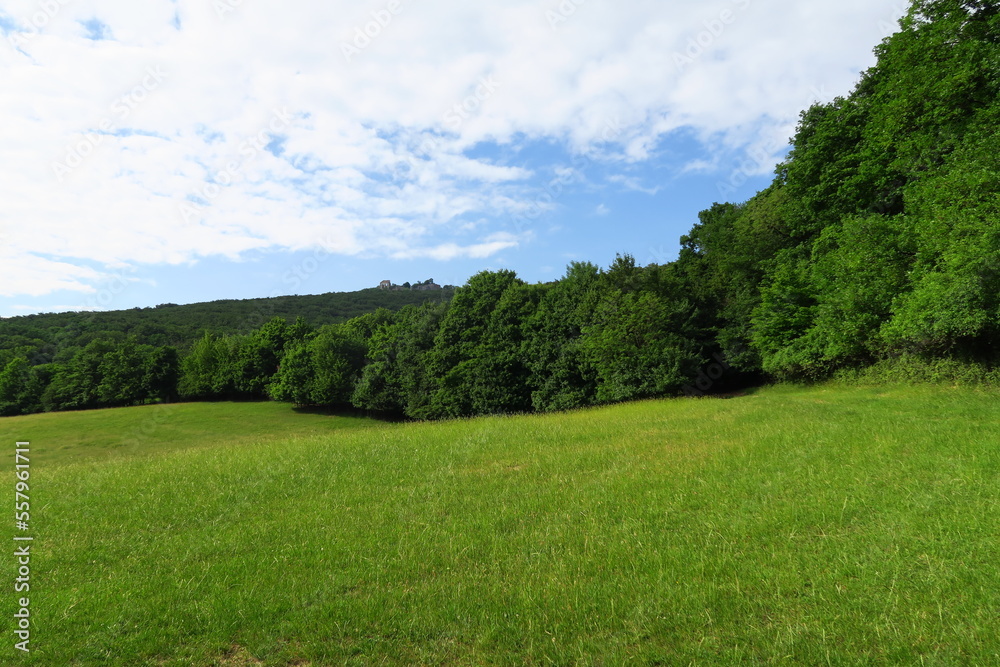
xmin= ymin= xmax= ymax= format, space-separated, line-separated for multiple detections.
xmin=0 ymin=287 xmax=453 ymax=365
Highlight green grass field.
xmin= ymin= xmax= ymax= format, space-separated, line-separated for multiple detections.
xmin=3 ymin=384 xmax=999 ymax=665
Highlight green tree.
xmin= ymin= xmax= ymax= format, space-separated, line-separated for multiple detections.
xmin=808 ymin=215 xmax=916 ymax=364
xmin=43 ymin=339 xmax=116 ymax=411
xmin=880 ymin=110 xmax=1000 ymax=357
xmin=97 ymin=337 xmax=157 ymax=407
xmin=179 ymin=333 xmax=229 ymax=400
xmin=147 ymin=346 xmax=181 ymax=402
xmin=523 ymin=262 xmax=602 ymax=412
xmin=465 ymin=282 xmax=541 ymax=415
xmin=581 ymin=257 xmax=705 ymax=402
xmin=352 ymin=303 xmax=448 ymax=417
xmin=750 ymin=248 xmax=822 ymax=379
xmin=422 ymin=270 xmax=524 ymax=418
xmin=270 ymin=325 xmax=366 ymax=407
xmin=232 ymin=318 xmax=291 ymax=397
xmin=0 ymin=357 xmax=42 ymax=416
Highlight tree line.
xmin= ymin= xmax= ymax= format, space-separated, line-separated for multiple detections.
xmin=2 ymin=0 xmax=999 ymax=418
xmin=0 ymin=257 xmax=731 ymax=417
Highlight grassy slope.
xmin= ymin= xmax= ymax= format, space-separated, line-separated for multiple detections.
xmin=3 ymin=385 xmax=1000 ymax=665
xmin=0 ymin=402 xmax=378 ymax=467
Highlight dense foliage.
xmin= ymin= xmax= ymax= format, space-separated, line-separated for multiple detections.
xmin=0 ymin=287 xmax=453 ymax=363
xmin=0 ymin=289 xmax=451 ymax=416
xmin=678 ymin=0 xmax=1000 ymax=380
xmin=2 ymin=0 xmax=998 ymax=418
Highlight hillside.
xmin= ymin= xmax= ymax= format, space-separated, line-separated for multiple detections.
xmin=0 ymin=287 xmax=454 ymax=360
xmin=5 ymin=385 xmax=999 ymax=664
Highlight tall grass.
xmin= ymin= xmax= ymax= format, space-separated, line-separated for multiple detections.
xmin=4 ymin=385 xmax=1000 ymax=664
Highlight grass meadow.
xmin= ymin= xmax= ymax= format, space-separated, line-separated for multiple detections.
xmin=2 ymin=384 xmax=999 ymax=665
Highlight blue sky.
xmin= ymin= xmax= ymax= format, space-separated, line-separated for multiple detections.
xmin=0 ymin=0 xmax=908 ymax=317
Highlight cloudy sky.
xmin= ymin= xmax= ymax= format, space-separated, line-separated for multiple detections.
xmin=0 ymin=0 xmax=908 ymax=317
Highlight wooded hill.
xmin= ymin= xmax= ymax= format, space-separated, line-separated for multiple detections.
xmin=0 ymin=288 xmax=454 ymax=367
xmin=1 ymin=0 xmax=998 ymax=418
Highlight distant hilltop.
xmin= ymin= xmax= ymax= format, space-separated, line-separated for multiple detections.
xmin=378 ymin=279 xmax=447 ymax=291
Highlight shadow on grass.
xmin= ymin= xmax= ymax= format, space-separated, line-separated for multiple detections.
xmin=290 ymin=404 xmax=412 ymax=423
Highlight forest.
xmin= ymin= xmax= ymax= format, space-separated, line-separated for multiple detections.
xmin=2 ymin=0 xmax=998 ymax=418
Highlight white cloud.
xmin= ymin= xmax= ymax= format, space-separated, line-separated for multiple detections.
xmin=608 ymin=175 xmax=661 ymax=196
xmin=0 ymin=248 xmax=104 ymax=297
xmin=389 ymin=233 xmax=520 ymax=261
xmin=0 ymin=0 xmax=907 ymax=297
